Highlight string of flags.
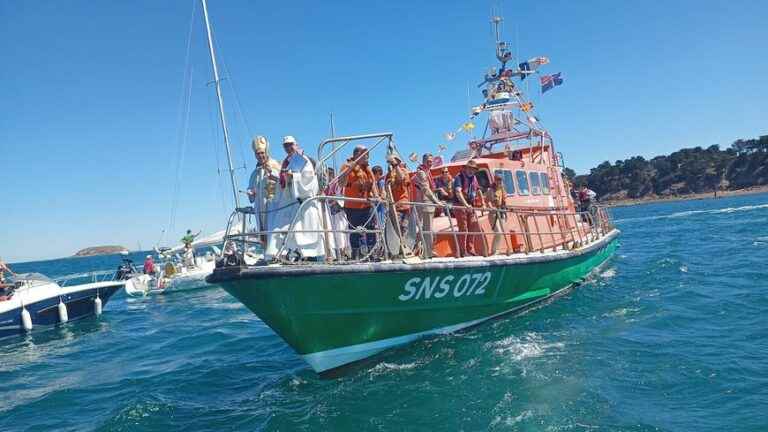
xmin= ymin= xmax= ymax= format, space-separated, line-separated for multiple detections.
xmin=438 ymin=52 xmax=562 ymax=153
xmin=444 ymin=121 xmax=476 ymax=142
xmin=540 ymin=72 xmax=563 ymax=93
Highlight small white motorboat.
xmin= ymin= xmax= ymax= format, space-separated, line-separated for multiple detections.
xmin=0 ymin=272 xmax=125 ymax=340
xmin=123 ymin=254 xmax=217 ymax=297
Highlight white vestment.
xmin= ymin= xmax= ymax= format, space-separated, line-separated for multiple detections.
xmin=247 ymin=158 xmax=280 ymax=233
xmin=326 ymin=182 xmax=349 ymax=256
xmin=266 ymin=152 xmax=331 ymax=259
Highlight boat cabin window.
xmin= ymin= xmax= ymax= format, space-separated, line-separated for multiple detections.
xmin=498 ymin=170 xmax=515 ymax=195
xmin=541 ymin=173 xmax=551 ymax=194
xmin=529 ymin=172 xmax=542 ymax=195
xmin=475 ymin=169 xmax=491 ymax=191
xmin=515 ymin=170 xmax=530 ymax=195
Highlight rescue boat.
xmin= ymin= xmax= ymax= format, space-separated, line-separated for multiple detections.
xmin=203 ymin=8 xmax=620 ymax=374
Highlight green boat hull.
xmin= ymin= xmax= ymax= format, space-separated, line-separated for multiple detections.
xmin=210 ymin=230 xmax=620 ymax=373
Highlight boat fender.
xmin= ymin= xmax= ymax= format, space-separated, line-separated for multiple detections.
xmin=94 ymin=295 xmax=103 ymax=316
xmin=58 ymin=299 xmax=69 ymax=323
xmin=21 ymin=307 xmax=32 ymax=332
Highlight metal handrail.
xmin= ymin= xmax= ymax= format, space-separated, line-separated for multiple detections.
xmin=316 ymin=133 xmax=394 ymax=193
xmin=221 ymin=193 xmax=614 ymax=265
xmin=317 ymin=132 xmax=393 ymax=166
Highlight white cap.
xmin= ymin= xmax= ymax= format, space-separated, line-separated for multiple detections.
xmin=282 ymin=135 xmax=297 ymax=144
xmin=386 ymin=152 xmax=402 ymax=163
xmin=146 ymin=255 xmax=152 ymax=259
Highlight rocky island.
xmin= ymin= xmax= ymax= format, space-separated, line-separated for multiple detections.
xmin=73 ymin=246 xmax=129 ymax=257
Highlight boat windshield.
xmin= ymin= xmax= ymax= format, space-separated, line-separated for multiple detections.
xmin=11 ymin=273 xmax=53 ymax=283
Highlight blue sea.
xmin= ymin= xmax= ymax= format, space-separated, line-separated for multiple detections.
xmin=2 ymin=193 xmax=767 ymax=431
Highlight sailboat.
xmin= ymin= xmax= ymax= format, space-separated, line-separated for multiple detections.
xmin=125 ymin=1 xmax=251 ymax=297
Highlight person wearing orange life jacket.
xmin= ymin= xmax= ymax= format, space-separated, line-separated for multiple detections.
xmin=339 ymin=145 xmax=379 ymax=260
xmin=452 ymin=159 xmax=487 ymax=257
xmin=385 ymin=153 xmax=412 ymax=250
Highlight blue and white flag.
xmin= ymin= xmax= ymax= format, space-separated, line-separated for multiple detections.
xmin=519 ymin=61 xmax=532 ymax=79
xmin=540 ymin=72 xmax=563 ymax=93
xmin=519 ymin=57 xmax=549 ymax=80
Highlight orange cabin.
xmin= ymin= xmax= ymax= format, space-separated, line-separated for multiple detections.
xmin=423 ymin=144 xmax=585 ymax=258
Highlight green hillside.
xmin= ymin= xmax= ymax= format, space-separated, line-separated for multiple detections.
xmin=573 ymin=135 xmax=768 ymax=200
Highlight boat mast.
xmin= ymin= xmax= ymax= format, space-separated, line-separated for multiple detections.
xmin=201 ymin=0 xmax=239 ymax=208
xmin=330 ymin=113 xmax=338 ymax=169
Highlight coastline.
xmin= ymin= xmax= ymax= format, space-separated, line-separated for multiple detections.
xmin=603 ymin=185 xmax=768 ymax=208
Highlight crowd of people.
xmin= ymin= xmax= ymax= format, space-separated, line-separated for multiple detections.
xmin=244 ymin=136 xmax=601 ymax=262
xmin=244 ymin=135 xmax=522 ymax=262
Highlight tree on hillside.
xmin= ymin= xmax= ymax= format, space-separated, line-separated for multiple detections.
xmin=581 ymin=133 xmax=767 ymax=200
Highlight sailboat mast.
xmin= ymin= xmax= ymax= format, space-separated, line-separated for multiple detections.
xmin=201 ymin=0 xmax=239 ymax=208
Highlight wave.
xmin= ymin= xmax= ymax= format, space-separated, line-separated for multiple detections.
xmin=368 ymin=361 xmax=422 ymax=377
xmin=490 ymin=409 xmax=533 ymax=427
xmin=615 ymin=203 xmax=768 ymax=224
xmin=603 ymin=307 xmax=641 ymax=319
xmin=487 ymin=333 xmax=564 ymax=362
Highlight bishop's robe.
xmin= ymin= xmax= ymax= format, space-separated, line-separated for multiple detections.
xmin=247 ymin=158 xmax=281 ymax=234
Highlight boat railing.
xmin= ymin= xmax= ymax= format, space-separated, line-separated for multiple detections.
xmin=220 ymin=194 xmax=615 ymax=266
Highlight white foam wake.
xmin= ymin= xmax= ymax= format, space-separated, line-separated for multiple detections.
xmin=615 ymin=203 xmax=768 ymax=224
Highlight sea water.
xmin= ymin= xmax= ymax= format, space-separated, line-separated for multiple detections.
xmin=1 ymin=193 xmax=767 ymax=431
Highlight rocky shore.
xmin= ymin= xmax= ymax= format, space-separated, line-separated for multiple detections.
xmin=603 ymin=185 xmax=768 ymax=208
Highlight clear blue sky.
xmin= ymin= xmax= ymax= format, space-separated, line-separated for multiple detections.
xmin=1 ymin=0 xmax=766 ymax=263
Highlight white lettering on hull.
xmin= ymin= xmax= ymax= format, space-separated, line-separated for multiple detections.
xmin=398 ymin=272 xmax=492 ymax=302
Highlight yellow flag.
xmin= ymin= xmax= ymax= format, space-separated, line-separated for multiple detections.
xmin=462 ymin=121 xmax=476 ymax=132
